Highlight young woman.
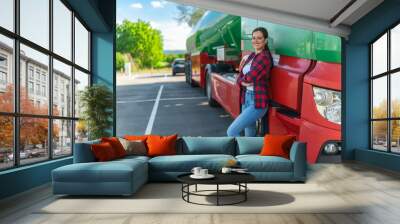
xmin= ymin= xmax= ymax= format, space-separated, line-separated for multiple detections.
xmin=227 ymin=27 xmax=273 ymax=137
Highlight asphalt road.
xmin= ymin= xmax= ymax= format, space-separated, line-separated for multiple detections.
xmin=117 ymin=73 xmax=234 ymax=137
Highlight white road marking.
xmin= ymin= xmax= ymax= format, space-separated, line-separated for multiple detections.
xmin=145 ymin=85 xmax=163 ymax=134
xmin=117 ymin=96 xmax=207 ymax=104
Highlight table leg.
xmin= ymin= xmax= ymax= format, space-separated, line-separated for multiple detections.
xmin=187 ymin=184 xmax=190 ymax=202
xmin=195 ymin=184 xmax=197 ymax=192
xmin=181 ymin=184 xmax=183 ymax=199
xmin=217 ymin=184 xmax=219 ymax=206
xmin=245 ymin=183 xmax=247 ymax=201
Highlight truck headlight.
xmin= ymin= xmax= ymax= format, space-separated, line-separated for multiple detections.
xmin=313 ymin=86 xmax=341 ymax=124
xmin=323 ymin=142 xmax=341 ymax=155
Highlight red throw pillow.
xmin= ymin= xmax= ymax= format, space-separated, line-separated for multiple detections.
xmin=101 ymin=137 xmax=127 ymax=158
xmin=91 ymin=142 xmax=117 ymax=161
xmin=260 ymin=134 xmax=296 ymax=159
xmin=146 ymin=134 xmax=178 ymax=157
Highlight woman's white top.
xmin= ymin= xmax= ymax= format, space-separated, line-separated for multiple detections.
xmin=242 ymin=59 xmax=254 ymax=91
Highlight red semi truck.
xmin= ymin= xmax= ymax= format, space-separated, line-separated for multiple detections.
xmin=186 ymin=12 xmax=342 ymax=163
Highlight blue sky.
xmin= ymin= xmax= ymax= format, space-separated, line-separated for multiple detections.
xmin=117 ymin=0 xmax=193 ymax=50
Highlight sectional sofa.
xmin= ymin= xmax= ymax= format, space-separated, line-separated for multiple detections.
xmin=52 ymin=137 xmax=307 ymax=196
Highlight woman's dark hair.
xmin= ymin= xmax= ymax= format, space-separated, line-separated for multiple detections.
xmin=252 ymin=27 xmax=269 ymax=39
xmin=252 ymin=27 xmax=273 ymax=68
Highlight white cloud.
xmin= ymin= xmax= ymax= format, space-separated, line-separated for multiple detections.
xmin=150 ymin=21 xmax=192 ymax=50
xmin=130 ymin=3 xmax=143 ymax=9
xmin=150 ymin=1 xmax=167 ymax=8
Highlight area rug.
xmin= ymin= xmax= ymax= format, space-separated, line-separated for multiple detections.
xmin=37 ymin=183 xmax=362 ymax=214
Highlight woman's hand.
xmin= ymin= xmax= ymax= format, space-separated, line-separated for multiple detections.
xmin=241 ymin=81 xmax=253 ymax=87
xmin=239 ymin=55 xmax=249 ymax=71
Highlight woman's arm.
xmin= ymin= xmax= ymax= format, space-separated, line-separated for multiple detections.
xmin=236 ymin=55 xmax=250 ymax=86
xmin=243 ymin=54 xmax=271 ymax=83
xmin=239 ymin=54 xmax=249 ymax=71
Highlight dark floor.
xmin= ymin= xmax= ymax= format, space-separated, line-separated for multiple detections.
xmin=116 ymin=75 xmax=233 ymax=137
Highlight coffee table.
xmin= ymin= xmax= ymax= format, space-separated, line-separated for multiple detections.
xmin=177 ymin=173 xmax=255 ymax=206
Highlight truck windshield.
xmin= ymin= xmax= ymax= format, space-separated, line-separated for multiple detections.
xmin=174 ymin=60 xmax=185 ymax=65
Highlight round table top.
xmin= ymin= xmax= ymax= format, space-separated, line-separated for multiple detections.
xmin=177 ymin=172 xmax=255 ymax=185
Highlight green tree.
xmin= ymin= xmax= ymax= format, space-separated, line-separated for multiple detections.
xmin=116 ymin=20 xmax=164 ymax=69
xmin=175 ymin=6 xmax=206 ymax=27
xmin=79 ymin=84 xmax=113 ymax=140
xmin=116 ymin=52 xmax=125 ymax=71
xmin=163 ymin=53 xmax=185 ymax=65
xmin=372 ymin=99 xmax=400 ymax=144
xmin=373 ymin=100 xmax=388 ymax=139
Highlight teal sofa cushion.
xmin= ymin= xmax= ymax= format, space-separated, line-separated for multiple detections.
xmin=236 ymin=137 xmax=263 ymax=155
xmin=149 ymin=154 xmax=235 ymax=172
xmin=73 ymin=140 xmax=100 ymax=163
xmin=116 ymin=155 xmax=150 ymax=163
xmin=236 ymin=155 xmax=293 ymax=172
xmin=179 ymin=137 xmax=235 ymax=155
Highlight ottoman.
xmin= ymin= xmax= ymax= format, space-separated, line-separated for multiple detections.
xmin=52 ymin=158 xmax=148 ymax=196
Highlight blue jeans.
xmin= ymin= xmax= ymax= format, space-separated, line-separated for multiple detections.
xmin=227 ymin=90 xmax=268 ymax=137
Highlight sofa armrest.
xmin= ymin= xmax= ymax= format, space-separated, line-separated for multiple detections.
xmin=73 ymin=142 xmax=97 ymax=163
xmin=289 ymin=141 xmax=307 ymax=181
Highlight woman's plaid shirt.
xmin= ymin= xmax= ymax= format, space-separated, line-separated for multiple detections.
xmin=236 ymin=49 xmax=272 ymax=109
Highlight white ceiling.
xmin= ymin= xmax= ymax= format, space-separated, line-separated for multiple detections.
xmin=170 ymin=0 xmax=384 ymax=38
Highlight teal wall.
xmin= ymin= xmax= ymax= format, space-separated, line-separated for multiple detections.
xmin=344 ymin=0 xmax=400 ymax=171
xmin=0 ymin=158 xmax=72 ymax=199
xmin=0 ymin=0 xmax=116 ymax=200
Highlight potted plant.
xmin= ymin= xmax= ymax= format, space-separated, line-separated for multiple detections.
xmin=79 ymin=84 xmax=113 ymax=140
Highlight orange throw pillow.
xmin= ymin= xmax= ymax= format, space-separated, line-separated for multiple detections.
xmin=146 ymin=134 xmax=178 ymax=157
xmin=260 ymin=134 xmax=296 ymax=159
xmin=101 ymin=137 xmax=127 ymax=158
xmin=91 ymin=142 xmax=117 ymax=161
xmin=124 ymin=135 xmax=148 ymax=141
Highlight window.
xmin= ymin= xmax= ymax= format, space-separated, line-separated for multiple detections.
xmin=19 ymin=117 xmax=49 ymax=165
xmin=74 ymin=69 xmax=89 ymax=143
xmin=390 ymin=24 xmax=400 ymax=70
xmin=75 ymin=18 xmax=90 ymax=70
xmin=53 ymin=0 xmax=72 ymax=60
xmin=0 ymin=0 xmax=91 ymax=170
xmin=0 ymin=71 xmax=6 ymax=83
xmin=54 ymin=88 xmax=58 ymax=105
xmin=42 ymin=85 xmax=46 ymax=97
xmin=0 ymin=71 xmax=7 ymax=91
xmin=0 ymin=35 xmax=13 ymax=113
xmin=36 ymin=83 xmax=40 ymax=95
xmin=20 ymin=44 xmax=49 ymax=117
xmin=74 ymin=69 xmax=89 ymax=118
xmin=35 ymin=70 xmax=41 ymax=81
xmin=0 ymin=116 xmax=13 ymax=170
xmin=0 ymin=55 xmax=7 ymax=67
xmin=20 ymin=0 xmax=49 ymax=49
xmin=28 ymin=67 xmax=34 ymax=80
xmin=53 ymin=119 xmax=72 ymax=158
xmin=28 ymin=81 xmax=34 ymax=94
xmin=53 ymin=59 xmax=72 ymax=117
xmin=0 ymin=54 xmax=8 ymax=90
xmin=0 ymin=0 xmax=14 ymax=32
xmin=371 ymin=23 xmax=400 ymax=154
